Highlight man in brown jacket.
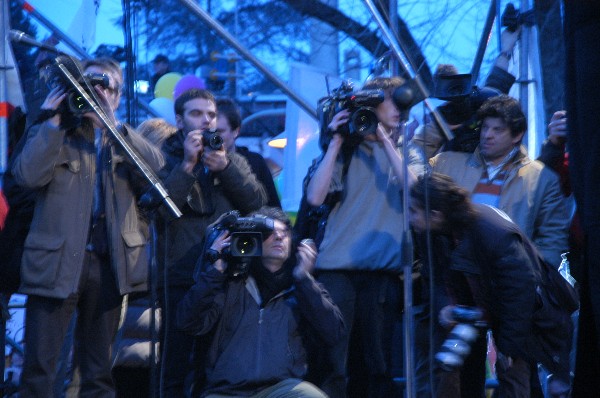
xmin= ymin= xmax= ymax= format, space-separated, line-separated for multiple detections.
xmin=12 ymin=57 xmax=165 ymax=397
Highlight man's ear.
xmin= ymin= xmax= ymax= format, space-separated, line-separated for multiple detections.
xmin=233 ymin=127 xmax=240 ymax=140
xmin=512 ymin=130 xmax=525 ymax=145
xmin=431 ymin=209 xmax=446 ymax=229
xmin=175 ymin=114 xmax=183 ymax=130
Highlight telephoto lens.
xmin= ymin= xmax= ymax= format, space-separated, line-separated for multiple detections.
xmin=435 ymin=323 xmax=480 ymax=371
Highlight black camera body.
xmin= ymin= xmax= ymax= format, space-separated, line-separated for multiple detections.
xmin=435 ymin=306 xmax=487 ymax=371
xmin=202 ymin=128 xmax=224 ymax=150
xmin=206 ymin=211 xmax=275 ymax=277
xmin=433 ymin=73 xmax=502 ymax=153
xmin=46 ymin=58 xmax=110 ymax=116
xmin=318 ymin=81 xmax=384 ymax=149
xmin=501 ymin=3 xmax=535 ymax=33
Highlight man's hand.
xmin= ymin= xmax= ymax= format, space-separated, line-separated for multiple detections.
xmin=181 ymin=129 xmax=205 ymax=173
xmin=439 ymin=305 xmax=457 ymax=330
xmin=293 ymin=239 xmax=317 ymax=279
xmin=500 ymin=26 xmax=521 ymax=53
xmin=202 ymin=148 xmax=229 ymax=172
xmin=548 ymin=110 xmax=568 ymax=146
xmin=41 ymin=86 xmax=67 ymax=127
xmin=210 ymin=230 xmax=231 ymax=273
xmin=328 ymin=109 xmax=351 ymax=133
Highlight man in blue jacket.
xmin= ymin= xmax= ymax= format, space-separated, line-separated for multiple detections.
xmin=177 ymin=206 xmax=345 ymax=398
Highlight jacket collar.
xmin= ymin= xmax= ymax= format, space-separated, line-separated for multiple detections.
xmin=470 ymin=145 xmax=531 ymax=169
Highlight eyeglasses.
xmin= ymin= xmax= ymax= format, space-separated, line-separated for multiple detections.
xmin=265 ymin=227 xmax=291 ymax=240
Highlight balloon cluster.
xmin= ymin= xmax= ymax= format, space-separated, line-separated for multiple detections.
xmin=149 ymin=73 xmax=206 ymax=125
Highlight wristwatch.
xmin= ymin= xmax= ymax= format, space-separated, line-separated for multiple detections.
xmin=204 ymin=249 xmax=221 ymax=264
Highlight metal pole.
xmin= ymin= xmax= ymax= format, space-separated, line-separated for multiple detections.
xmin=363 ymin=0 xmax=453 ymax=142
xmin=388 ymin=0 xmax=400 ymax=76
xmin=401 ymin=120 xmax=416 ymax=398
xmin=177 ymin=0 xmax=317 ymax=120
xmin=519 ymin=0 xmax=529 ymax=118
xmin=470 ymin=0 xmax=498 ymax=86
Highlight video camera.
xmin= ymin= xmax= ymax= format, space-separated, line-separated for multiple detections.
xmin=433 ymin=74 xmax=501 ymax=152
xmin=46 ymin=56 xmax=111 ymax=116
xmin=501 ymin=3 xmax=535 ymax=33
xmin=435 ymin=306 xmax=488 ymax=371
xmin=317 ymin=80 xmax=384 ymax=149
xmin=206 ymin=211 xmax=275 ymax=277
xmin=201 ymin=128 xmax=224 ymax=150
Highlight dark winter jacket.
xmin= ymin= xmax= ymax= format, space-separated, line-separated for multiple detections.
xmin=177 ymin=264 xmax=345 ymax=397
xmin=440 ymin=204 xmax=539 ymax=360
xmin=156 ymin=131 xmax=267 ymax=287
xmin=236 ymin=146 xmax=281 ymax=208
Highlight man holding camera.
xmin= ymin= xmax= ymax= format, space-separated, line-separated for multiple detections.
xmin=412 ymin=27 xmax=520 ymax=159
xmin=409 ymin=172 xmax=573 ymax=398
xmin=156 ymin=88 xmax=266 ymax=396
xmin=12 ymin=57 xmax=165 ymax=396
xmin=304 ymin=77 xmax=423 ymax=397
xmin=177 ymin=206 xmax=345 ymax=398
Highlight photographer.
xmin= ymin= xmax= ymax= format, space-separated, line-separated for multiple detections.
xmin=303 ymin=77 xmax=423 ymax=397
xmin=12 ymin=57 xmax=165 ymax=396
xmin=177 ymin=207 xmax=345 ymax=398
xmin=412 ymin=27 xmax=520 ymax=159
xmin=156 ymin=88 xmax=266 ymax=396
xmin=410 ymin=173 xmax=573 ymax=398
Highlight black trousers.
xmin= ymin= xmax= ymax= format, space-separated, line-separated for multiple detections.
xmin=311 ymin=271 xmax=401 ymax=398
xmin=19 ymin=251 xmax=122 ymax=398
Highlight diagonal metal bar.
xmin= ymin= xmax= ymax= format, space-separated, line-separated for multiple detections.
xmin=177 ymin=0 xmax=317 ymax=120
xmin=363 ymin=0 xmax=453 ymax=141
xmin=471 ymin=0 xmax=498 ymax=86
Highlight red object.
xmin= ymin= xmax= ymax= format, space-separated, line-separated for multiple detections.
xmin=0 ymin=101 xmax=15 ymax=118
xmin=0 ymin=189 xmax=9 ymax=231
xmin=22 ymin=1 xmax=34 ymax=12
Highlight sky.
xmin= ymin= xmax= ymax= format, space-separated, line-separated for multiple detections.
xmin=26 ymin=0 xmax=124 ymax=53
xmin=24 ymin=0 xmax=505 ymax=82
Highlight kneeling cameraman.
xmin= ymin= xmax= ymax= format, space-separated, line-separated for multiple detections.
xmin=177 ymin=206 xmax=345 ymax=398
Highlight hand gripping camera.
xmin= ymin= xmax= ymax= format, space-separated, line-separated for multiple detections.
xmin=46 ymin=55 xmax=111 ymax=116
xmin=435 ymin=306 xmax=488 ymax=371
xmin=205 ymin=211 xmax=275 ymax=277
xmin=317 ymin=80 xmax=384 ymax=149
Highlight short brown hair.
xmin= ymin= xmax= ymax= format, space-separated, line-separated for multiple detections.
xmin=174 ymin=89 xmax=216 ymax=116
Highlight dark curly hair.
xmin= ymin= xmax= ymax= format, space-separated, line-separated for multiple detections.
xmin=476 ymin=95 xmax=527 ymax=139
xmin=410 ymin=172 xmax=477 ymax=234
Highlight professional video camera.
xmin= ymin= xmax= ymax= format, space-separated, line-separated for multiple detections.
xmin=205 ymin=211 xmax=275 ymax=277
xmin=435 ymin=306 xmax=488 ymax=371
xmin=201 ymin=128 xmax=224 ymax=150
xmin=317 ymin=80 xmax=384 ymax=149
xmin=46 ymin=56 xmax=110 ymax=116
xmin=501 ymin=3 xmax=535 ymax=33
xmin=433 ymin=73 xmax=501 ymax=153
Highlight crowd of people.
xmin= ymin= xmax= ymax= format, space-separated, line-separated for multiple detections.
xmin=0 ymin=24 xmax=582 ymax=398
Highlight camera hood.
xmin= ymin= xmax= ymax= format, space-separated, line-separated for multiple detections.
xmin=434 ymin=73 xmax=473 ymax=101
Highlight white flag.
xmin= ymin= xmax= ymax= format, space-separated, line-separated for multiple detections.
xmin=67 ymin=0 xmax=101 ymax=52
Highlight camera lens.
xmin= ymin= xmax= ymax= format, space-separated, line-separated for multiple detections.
xmin=208 ymin=134 xmax=223 ymax=150
xmin=350 ymin=107 xmax=378 ymax=136
xmin=68 ymin=93 xmax=92 ymax=114
xmin=236 ymin=237 xmax=256 ymax=255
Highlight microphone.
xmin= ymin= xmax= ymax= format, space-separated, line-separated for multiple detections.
xmin=8 ymin=30 xmax=64 ymax=54
xmin=392 ymin=78 xmax=426 ymax=110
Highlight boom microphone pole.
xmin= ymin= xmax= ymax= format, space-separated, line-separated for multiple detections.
xmin=8 ymin=30 xmax=66 ymax=55
xmin=361 ymin=2 xmax=452 ymax=397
